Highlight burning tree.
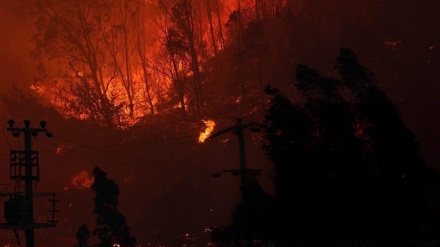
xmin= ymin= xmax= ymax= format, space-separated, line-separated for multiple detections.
xmin=30 ymin=0 xmax=158 ymax=127
xmin=162 ymin=0 xmax=206 ymax=118
xmin=150 ymin=10 xmax=189 ymax=119
xmin=103 ymin=0 xmax=146 ymax=119
xmin=29 ymin=0 xmax=288 ymax=126
xmin=31 ymin=0 xmax=120 ymax=126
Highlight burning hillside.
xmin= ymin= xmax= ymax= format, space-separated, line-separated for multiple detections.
xmin=0 ymin=0 xmax=439 ymax=246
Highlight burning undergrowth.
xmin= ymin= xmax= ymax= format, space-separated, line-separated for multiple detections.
xmin=2 ymin=0 xmax=438 ymax=245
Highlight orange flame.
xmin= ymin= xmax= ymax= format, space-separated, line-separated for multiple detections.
xmin=66 ymin=171 xmax=94 ymax=190
xmin=28 ymin=0 xmax=275 ymax=128
xmin=198 ymin=120 xmax=216 ymax=143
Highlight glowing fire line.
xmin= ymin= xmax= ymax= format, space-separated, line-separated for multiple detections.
xmin=198 ymin=120 xmax=216 ymax=143
xmin=64 ymin=171 xmax=94 ymax=190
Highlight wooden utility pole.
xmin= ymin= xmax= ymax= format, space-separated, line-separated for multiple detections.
xmin=209 ymin=118 xmax=261 ymax=195
xmin=0 ymin=120 xmax=57 ymax=247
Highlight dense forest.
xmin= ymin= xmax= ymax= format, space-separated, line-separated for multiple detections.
xmin=4 ymin=0 xmax=438 ymax=129
xmin=212 ymin=48 xmax=440 ymax=245
xmin=0 ymin=0 xmax=439 ymax=246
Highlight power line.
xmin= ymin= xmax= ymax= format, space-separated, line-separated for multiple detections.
xmin=0 ymin=119 xmax=57 ymax=247
xmin=0 ymin=123 xmax=245 ymax=178
xmin=0 ymin=133 xmax=200 ymax=161
xmin=29 ymin=134 xmax=212 ymax=176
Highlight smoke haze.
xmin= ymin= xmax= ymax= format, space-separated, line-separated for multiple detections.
xmin=0 ymin=1 xmax=36 ymax=90
xmin=0 ymin=0 xmax=439 ymax=245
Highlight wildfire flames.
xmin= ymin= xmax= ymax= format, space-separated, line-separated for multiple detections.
xmin=198 ymin=120 xmax=216 ymax=143
xmin=24 ymin=0 xmax=278 ymax=130
xmin=65 ymin=171 xmax=94 ymax=190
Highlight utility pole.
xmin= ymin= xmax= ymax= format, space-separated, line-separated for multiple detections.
xmin=0 ymin=119 xmax=57 ymax=247
xmin=209 ymin=118 xmax=269 ymax=243
xmin=209 ymin=118 xmax=262 ymax=196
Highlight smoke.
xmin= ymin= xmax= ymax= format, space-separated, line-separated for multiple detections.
xmin=0 ymin=1 xmax=36 ymax=90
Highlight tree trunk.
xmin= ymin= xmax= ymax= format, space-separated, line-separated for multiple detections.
xmin=139 ymin=49 xmax=155 ymax=115
xmin=171 ymin=56 xmax=187 ymax=119
xmin=205 ymin=0 xmax=218 ymax=55
xmin=214 ymin=0 xmax=225 ymax=49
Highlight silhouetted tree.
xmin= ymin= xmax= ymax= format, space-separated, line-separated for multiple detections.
xmin=92 ymin=167 xmax=136 ymax=247
xmin=261 ymin=82 xmax=325 ymax=239
xmin=217 ymin=172 xmax=276 ymax=244
xmin=165 ymin=0 xmax=205 ymax=117
xmin=334 ymin=48 xmax=440 ymax=238
xmin=263 ymin=48 xmax=440 ymax=240
xmin=215 ymin=48 xmax=440 ymax=243
xmin=76 ymin=224 xmax=91 ymax=247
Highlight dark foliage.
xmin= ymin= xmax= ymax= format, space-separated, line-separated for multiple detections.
xmin=213 ymin=48 xmax=440 ymax=244
xmin=75 ymin=224 xmax=91 ymax=247
xmin=92 ymin=167 xmax=137 ymax=247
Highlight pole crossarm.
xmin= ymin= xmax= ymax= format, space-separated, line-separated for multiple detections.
xmin=209 ymin=118 xmax=263 ymax=200
xmin=208 ymin=119 xmax=256 ymax=140
xmin=7 ymin=127 xmax=47 ymax=132
xmin=1 ymin=119 xmax=56 ymax=247
xmin=217 ymin=168 xmax=262 ymax=176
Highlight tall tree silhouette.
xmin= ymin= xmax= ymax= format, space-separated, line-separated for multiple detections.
xmin=223 ymin=48 xmax=440 ymax=242
xmin=75 ymin=224 xmax=91 ymax=247
xmin=165 ymin=0 xmax=205 ymax=117
xmin=333 ymin=48 xmax=440 ymax=238
xmin=92 ymin=167 xmax=136 ymax=247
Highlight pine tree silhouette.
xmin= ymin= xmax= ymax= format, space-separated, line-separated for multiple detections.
xmin=92 ymin=167 xmax=137 ymax=247
xmin=259 ymin=48 xmax=440 ymax=240
xmin=75 ymin=224 xmax=91 ymax=247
